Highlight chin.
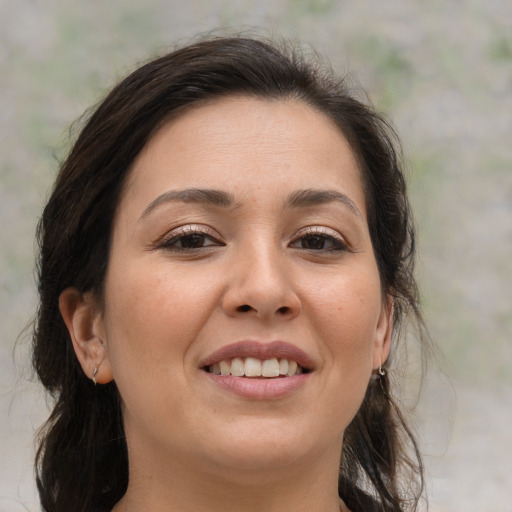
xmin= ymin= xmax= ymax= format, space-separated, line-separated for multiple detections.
xmin=199 ymin=416 xmax=336 ymax=474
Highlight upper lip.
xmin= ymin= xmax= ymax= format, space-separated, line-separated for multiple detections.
xmin=200 ymin=341 xmax=315 ymax=371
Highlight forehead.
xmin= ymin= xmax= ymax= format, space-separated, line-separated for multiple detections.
xmin=122 ymin=95 xmax=365 ymax=215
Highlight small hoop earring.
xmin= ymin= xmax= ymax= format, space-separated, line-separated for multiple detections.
xmin=92 ymin=365 xmax=99 ymax=385
xmin=378 ymin=357 xmax=386 ymax=376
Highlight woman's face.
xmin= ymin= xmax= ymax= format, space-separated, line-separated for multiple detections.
xmin=92 ymin=96 xmax=391 ymax=474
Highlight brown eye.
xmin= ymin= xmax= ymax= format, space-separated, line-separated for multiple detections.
xmin=290 ymin=229 xmax=347 ymax=252
xmin=159 ymin=226 xmax=224 ymax=251
xmin=176 ymin=233 xmax=209 ymax=249
xmin=300 ymin=235 xmax=328 ymax=250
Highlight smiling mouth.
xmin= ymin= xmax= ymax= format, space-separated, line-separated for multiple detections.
xmin=204 ymin=357 xmax=307 ymax=378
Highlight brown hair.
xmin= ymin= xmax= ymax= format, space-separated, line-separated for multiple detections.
xmin=33 ymin=36 xmax=428 ymax=512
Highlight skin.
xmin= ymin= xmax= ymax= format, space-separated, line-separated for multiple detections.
xmin=60 ymin=96 xmax=392 ymax=512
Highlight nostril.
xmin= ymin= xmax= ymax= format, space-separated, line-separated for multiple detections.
xmin=233 ymin=304 xmax=295 ymax=315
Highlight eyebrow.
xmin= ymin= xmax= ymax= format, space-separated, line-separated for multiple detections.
xmin=138 ymin=188 xmax=237 ymax=221
xmin=139 ymin=187 xmax=363 ymax=221
xmin=287 ymin=189 xmax=363 ymax=218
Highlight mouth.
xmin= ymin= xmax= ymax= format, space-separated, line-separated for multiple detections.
xmin=200 ymin=341 xmax=313 ymax=399
xmin=200 ymin=340 xmax=314 ymax=379
xmin=204 ymin=357 xmax=307 ymax=378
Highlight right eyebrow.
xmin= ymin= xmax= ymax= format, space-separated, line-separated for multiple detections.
xmin=138 ymin=188 xmax=237 ymax=222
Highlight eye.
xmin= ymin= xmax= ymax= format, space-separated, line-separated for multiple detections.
xmin=289 ymin=227 xmax=347 ymax=252
xmin=158 ymin=225 xmax=224 ymax=251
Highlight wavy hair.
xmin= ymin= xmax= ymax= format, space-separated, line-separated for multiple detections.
xmin=33 ymin=35 xmax=429 ymax=512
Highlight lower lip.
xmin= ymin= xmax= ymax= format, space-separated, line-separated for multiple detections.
xmin=203 ymin=372 xmax=310 ymax=399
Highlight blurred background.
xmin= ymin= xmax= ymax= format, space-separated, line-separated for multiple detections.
xmin=1 ymin=1 xmax=511 ymax=510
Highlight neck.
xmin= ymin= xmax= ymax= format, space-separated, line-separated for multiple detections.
xmin=112 ymin=439 xmax=344 ymax=512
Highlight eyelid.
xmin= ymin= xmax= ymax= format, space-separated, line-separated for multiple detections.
xmin=290 ymin=225 xmax=349 ymax=251
xmin=157 ymin=223 xmax=223 ymax=246
xmin=293 ymin=225 xmax=345 ymax=241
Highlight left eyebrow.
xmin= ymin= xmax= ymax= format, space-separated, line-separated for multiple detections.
xmin=286 ymin=189 xmax=363 ymax=218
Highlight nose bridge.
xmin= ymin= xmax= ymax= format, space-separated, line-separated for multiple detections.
xmin=222 ymin=232 xmax=300 ymax=319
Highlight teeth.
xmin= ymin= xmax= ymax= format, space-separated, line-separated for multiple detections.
xmin=231 ymin=357 xmax=244 ymax=377
xmin=219 ymin=360 xmax=231 ymax=376
xmin=208 ymin=358 xmax=304 ymax=377
xmin=261 ymin=358 xmax=280 ymax=377
xmin=244 ymin=357 xmax=262 ymax=377
xmin=287 ymin=360 xmax=298 ymax=377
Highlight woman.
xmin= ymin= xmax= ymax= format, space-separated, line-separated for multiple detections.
xmin=33 ymin=36 xmax=429 ymax=512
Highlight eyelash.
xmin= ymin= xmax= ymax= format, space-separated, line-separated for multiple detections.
xmin=157 ymin=225 xmax=224 ymax=251
xmin=289 ymin=227 xmax=348 ymax=253
xmin=157 ymin=225 xmax=347 ymax=253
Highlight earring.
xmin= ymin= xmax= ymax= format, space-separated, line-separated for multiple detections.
xmin=92 ymin=365 xmax=99 ymax=385
xmin=378 ymin=357 xmax=386 ymax=377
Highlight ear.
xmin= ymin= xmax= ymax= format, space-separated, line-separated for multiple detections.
xmin=59 ymin=287 xmax=113 ymax=384
xmin=372 ymin=294 xmax=393 ymax=370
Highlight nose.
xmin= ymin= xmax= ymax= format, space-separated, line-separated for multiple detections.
xmin=221 ymin=242 xmax=301 ymax=321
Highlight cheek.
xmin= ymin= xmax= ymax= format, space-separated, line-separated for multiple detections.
xmin=307 ymin=270 xmax=382 ymax=429
xmin=102 ymin=263 xmax=221 ymax=375
xmin=304 ymin=265 xmax=382 ymax=366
